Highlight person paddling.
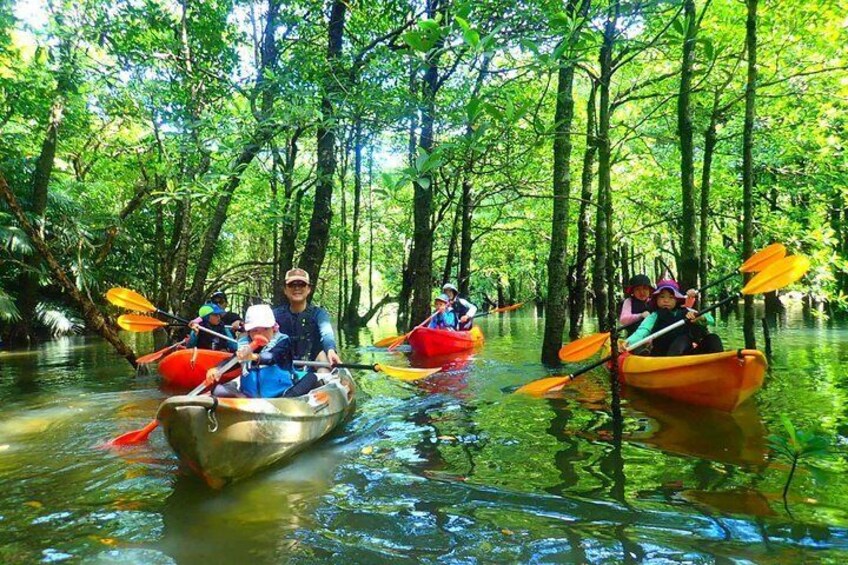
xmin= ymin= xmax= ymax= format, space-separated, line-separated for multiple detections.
xmin=442 ymin=283 xmax=477 ymax=331
xmin=187 ymin=304 xmax=237 ymax=352
xmin=272 ymin=268 xmax=342 ymax=368
xmin=618 ymin=274 xmax=654 ymax=336
xmin=209 ymin=290 xmax=244 ymax=333
xmin=625 ymin=279 xmax=723 ymax=356
xmin=204 ymin=304 xmax=321 ymax=398
xmin=428 ymin=294 xmax=458 ymax=330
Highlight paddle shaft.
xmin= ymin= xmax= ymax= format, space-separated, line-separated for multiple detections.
xmin=388 ymin=312 xmax=436 ymax=350
xmin=295 ymin=360 xmax=378 ymax=372
xmin=564 ymin=294 xmax=739 ymax=382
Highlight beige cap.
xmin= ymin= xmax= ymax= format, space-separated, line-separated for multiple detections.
xmin=285 ymin=268 xmax=310 ymax=285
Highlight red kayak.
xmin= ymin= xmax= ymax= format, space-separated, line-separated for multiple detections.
xmin=408 ymin=326 xmax=484 ymax=357
xmin=157 ymin=348 xmax=240 ymax=389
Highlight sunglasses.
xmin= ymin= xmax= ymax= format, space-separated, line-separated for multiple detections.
xmin=286 ymin=281 xmax=309 ymax=289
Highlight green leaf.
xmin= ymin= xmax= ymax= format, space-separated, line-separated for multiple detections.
xmin=417 ymin=176 xmax=431 ymax=189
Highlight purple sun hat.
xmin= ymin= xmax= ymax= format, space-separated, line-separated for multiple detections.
xmin=652 ymin=279 xmax=686 ymax=300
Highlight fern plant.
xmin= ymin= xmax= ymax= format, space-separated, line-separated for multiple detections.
xmin=768 ymin=414 xmax=830 ymax=501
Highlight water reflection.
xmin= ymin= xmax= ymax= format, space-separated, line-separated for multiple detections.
xmin=1 ymin=312 xmax=848 ymax=562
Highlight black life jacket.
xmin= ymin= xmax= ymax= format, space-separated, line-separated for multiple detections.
xmin=451 ymin=297 xmax=471 ymax=318
xmin=273 ymin=304 xmax=320 ymax=361
xmin=195 ymin=320 xmax=230 ymax=351
xmin=621 ymin=298 xmax=651 ymax=336
xmin=650 ymin=308 xmax=688 ymax=356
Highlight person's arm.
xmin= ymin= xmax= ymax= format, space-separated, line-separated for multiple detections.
xmin=619 ymin=298 xmax=643 ymax=326
xmin=461 ymin=298 xmax=477 ymax=319
xmin=224 ymin=327 xmax=237 ymax=352
xmin=625 ymin=312 xmax=657 ymax=346
xmin=687 ymin=309 xmax=715 ymax=326
xmin=186 ymin=329 xmax=199 ymax=348
xmin=313 ymin=307 xmax=338 ymax=354
xmin=257 ymin=336 xmax=292 ymax=366
xmin=428 ymin=313 xmax=440 ymax=329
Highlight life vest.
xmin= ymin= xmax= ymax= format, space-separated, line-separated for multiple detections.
xmin=650 ymin=308 xmax=688 ymax=356
xmin=274 ymin=305 xmax=320 ymax=361
xmin=195 ymin=320 xmax=230 ymax=351
xmin=620 ymin=297 xmax=651 ymax=336
xmin=238 ymin=333 xmax=296 ymax=398
xmin=240 ymin=364 xmax=294 ymax=398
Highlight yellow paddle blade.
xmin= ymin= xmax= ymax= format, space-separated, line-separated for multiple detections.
xmin=515 ymin=376 xmax=572 ymax=396
xmin=742 ymin=255 xmax=810 ymax=295
xmin=373 ymin=335 xmax=402 ymax=347
xmin=374 ymin=363 xmax=441 ymax=381
xmin=559 ymin=332 xmax=611 ymax=362
xmin=106 ymin=287 xmax=156 ymax=313
xmin=739 ymin=243 xmax=786 ymax=273
xmin=117 ymin=314 xmax=168 ymax=332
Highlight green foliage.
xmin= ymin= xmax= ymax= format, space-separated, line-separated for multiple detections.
xmin=768 ymin=414 xmax=831 ymax=501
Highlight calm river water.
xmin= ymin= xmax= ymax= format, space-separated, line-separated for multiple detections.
xmin=1 ymin=306 xmax=847 ymax=563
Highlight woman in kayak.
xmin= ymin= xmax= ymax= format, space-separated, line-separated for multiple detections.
xmin=442 ymin=283 xmax=477 ymax=330
xmin=618 ymin=274 xmax=654 ymax=336
xmin=625 ymin=279 xmax=723 ymax=356
xmin=187 ymin=304 xmax=237 ymax=352
xmin=204 ymin=304 xmax=321 ymax=398
xmin=428 ymin=294 xmax=458 ymax=330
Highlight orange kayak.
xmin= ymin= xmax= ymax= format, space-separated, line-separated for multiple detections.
xmin=407 ymin=326 xmax=484 ymax=357
xmin=157 ymin=348 xmax=240 ymax=389
xmin=617 ymin=349 xmax=767 ymax=412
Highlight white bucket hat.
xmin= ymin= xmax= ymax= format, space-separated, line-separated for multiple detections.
xmin=243 ymin=304 xmax=276 ymax=331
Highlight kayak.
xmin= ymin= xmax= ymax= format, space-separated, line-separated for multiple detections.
xmin=618 ymin=349 xmax=767 ymax=412
xmin=407 ymin=326 xmax=484 ymax=357
xmin=157 ymin=370 xmax=355 ymax=488
xmin=157 ymin=348 xmax=240 ymax=389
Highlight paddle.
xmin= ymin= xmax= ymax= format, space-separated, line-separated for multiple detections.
xmin=107 ymin=335 xmax=269 ymax=446
xmin=386 ymin=311 xmax=438 ymax=351
xmin=136 ymin=339 xmax=187 ymax=365
xmin=517 ymin=255 xmax=810 ymax=396
xmin=375 ymin=302 xmax=524 ymax=348
xmin=559 ymin=243 xmax=787 ymax=363
xmin=117 ymin=313 xmax=238 ymax=345
xmin=294 ymin=360 xmax=442 ymax=381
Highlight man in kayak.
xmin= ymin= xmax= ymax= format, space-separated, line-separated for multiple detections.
xmin=205 ymin=304 xmax=321 ymax=398
xmin=187 ymin=304 xmax=237 ymax=352
xmin=442 ymin=283 xmax=477 ymax=331
xmin=625 ymin=279 xmax=723 ymax=356
xmin=209 ymin=290 xmax=244 ymax=333
xmin=272 ymin=268 xmax=342 ymax=368
xmin=428 ymin=294 xmax=458 ymax=330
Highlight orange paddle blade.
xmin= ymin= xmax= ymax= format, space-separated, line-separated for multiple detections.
xmin=742 ymin=255 xmax=810 ymax=295
xmin=374 ymin=335 xmax=402 ymax=347
xmin=375 ymin=363 xmax=441 ymax=381
xmin=558 ymin=332 xmax=611 ymax=362
xmin=117 ymin=314 xmax=168 ymax=332
xmin=490 ymin=302 xmax=524 ymax=314
xmin=387 ymin=332 xmax=411 ymax=351
xmin=739 ymin=243 xmax=786 ymax=273
xmin=515 ymin=375 xmax=573 ymax=396
xmin=108 ymin=419 xmax=159 ymax=447
xmin=106 ymin=287 xmax=156 ymax=313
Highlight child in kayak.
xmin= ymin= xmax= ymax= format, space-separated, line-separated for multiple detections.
xmin=204 ymin=304 xmax=321 ymax=398
xmin=618 ymin=274 xmax=654 ymax=336
xmin=187 ymin=304 xmax=237 ymax=352
xmin=625 ymin=279 xmax=723 ymax=356
xmin=428 ymin=294 xmax=458 ymax=330
xmin=442 ymin=283 xmax=477 ymax=330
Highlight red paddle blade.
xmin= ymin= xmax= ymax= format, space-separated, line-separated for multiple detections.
xmin=107 ymin=419 xmax=159 ymax=447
